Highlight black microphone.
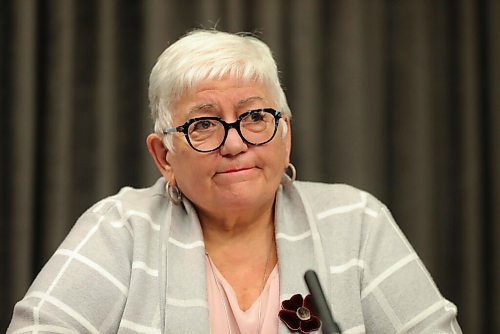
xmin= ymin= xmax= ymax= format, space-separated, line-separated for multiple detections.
xmin=304 ymin=270 xmax=341 ymax=334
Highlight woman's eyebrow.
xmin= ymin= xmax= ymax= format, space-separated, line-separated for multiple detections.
xmin=186 ymin=97 xmax=264 ymax=116
xmin=237 ymin=96 xmax=264 ymax=106
xmin=187 ymin=103 xmax=217 ymax=115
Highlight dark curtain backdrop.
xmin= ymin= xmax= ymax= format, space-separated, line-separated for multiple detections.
xmin=1 ymin=1 xmax=498 ymax=333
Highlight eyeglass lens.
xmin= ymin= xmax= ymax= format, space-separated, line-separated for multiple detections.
xmin=187 ymin=110 xmax=277 ymax=152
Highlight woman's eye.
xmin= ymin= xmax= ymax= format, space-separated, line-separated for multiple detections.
xmin=192 ymin=120 xmax=215 ymax=131
xmin=249 ymin=112 xmax=265 ymax=122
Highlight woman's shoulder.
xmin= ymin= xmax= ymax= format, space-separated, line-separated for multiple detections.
xmin=293 ymin=180 xmax=383 ymax=209
xmin=87 ymin=178 xmax=166 ymax=217
xmin=294 ymin=180 xmax=361 ymax=196
xmin=66 ymin=178 xmax=168 ymax=243
xmin=289 ymin=180 xmax=390 ymax=225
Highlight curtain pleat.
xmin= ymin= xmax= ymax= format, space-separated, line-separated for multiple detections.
xmin=96 ymin=0 xmax=118 ymax=196
xmin=288 ymin=0 xmax=324 ymax=178
xmin=488 ymin=1 xmax=500 ymax=330
xmin=457 ymin=0 xmax=484 ymax=329
xmin=39 ymin=0 xmax=75 ymax=260
xmin=1 ymin=1 xmax=498 ymax=333
xmin=8 ymin=0 xmax=38 ymax=306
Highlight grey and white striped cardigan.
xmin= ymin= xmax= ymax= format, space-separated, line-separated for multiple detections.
xmin=9 ymin=178 xmax=462 ymax=333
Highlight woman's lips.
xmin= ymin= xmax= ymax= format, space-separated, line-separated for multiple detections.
xmin=220 ymin=167 xmax=252 ymax=174
xmin=214 ymin=167 xmax=257 ymax=182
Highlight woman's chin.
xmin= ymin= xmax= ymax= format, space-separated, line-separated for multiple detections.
xmin=211 ymin=186 xmax=274 ymax=212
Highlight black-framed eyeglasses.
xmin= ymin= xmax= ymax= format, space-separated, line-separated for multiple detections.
xmin=163 ymin=108 xmax=282 ymax=153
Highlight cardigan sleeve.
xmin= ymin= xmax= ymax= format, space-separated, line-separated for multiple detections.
xmin=7 ymin=202 xmax=133 ymax=334
xmin=358 ymin=198 xmax=462 ymax=333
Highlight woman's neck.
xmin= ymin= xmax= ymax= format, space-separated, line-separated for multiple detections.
xmin=199 ymin=202 xmax=278 ymax=311
xmin=199 ymin=202 xmax=275 ymax=255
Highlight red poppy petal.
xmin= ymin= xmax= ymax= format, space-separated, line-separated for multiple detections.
xmin=278 ymin=310 xmax=301 ymax=331
xmin=303 ymin=294 xmax=318 ymax=316
xmin=282 ymin=294 xmax=304 ymax=311
xmin=300 ymin=316 xmax=322 ymax=333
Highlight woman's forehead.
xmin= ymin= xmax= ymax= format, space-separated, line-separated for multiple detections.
xmin=174 ymin=78 xmax=273 ymax=109
xmin=190 ymin=76 xmax=268 ymax=94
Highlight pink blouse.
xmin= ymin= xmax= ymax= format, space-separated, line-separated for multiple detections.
xmin=205 ymin=257 xmax=280 ymax=334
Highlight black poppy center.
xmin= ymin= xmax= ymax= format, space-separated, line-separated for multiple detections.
xmin=296 ymin=306 xmax=311 ymax=320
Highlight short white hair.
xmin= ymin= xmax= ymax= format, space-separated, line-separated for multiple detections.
xmin=148 ymin=29 xmax=291 ymax=149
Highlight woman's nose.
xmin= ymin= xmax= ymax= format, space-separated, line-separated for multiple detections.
xmin=219 ymin=128 xmax=248 ymax=156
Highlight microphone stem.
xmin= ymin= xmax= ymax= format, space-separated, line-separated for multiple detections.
xmin=304 ymin=270 xmax=341 ymax=334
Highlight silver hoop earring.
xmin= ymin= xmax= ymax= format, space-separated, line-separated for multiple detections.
xmin=282 ymin=163 xmax=296 ymax=185
xmin=166 ymin=181 xmax=182 ymax=205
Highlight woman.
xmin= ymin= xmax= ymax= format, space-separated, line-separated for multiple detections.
xmin=9 ymin=30 xmax=461 ymax=333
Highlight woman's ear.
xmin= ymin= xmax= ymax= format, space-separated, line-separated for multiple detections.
xmin=146 ymin=133 xmax=174 ymax=181
xmin=284 ymin=117 xmax=292 ymax=165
